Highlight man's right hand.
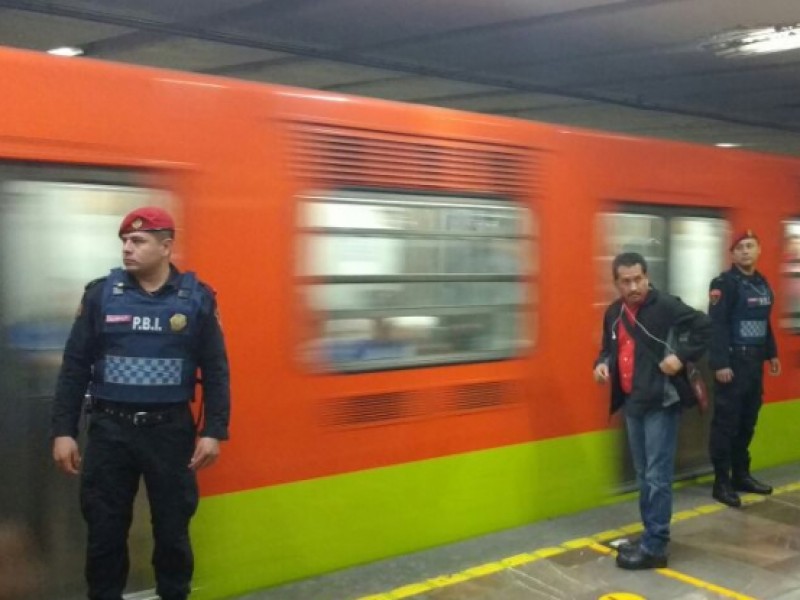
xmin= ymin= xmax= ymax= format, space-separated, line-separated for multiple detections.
xmin=53 ymin=436 xmax=81 ymax=475
xmin=715 ymin=368 xmax=734 ymax=383
xmin=594 ymin=363 xmax=610 ymax=384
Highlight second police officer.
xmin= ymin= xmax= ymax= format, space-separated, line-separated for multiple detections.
xmin=708 ymin=229 xmax=780 ymax=508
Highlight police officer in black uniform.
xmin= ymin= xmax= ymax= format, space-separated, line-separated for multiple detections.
xmin=51 ymin=207 xmax=230 ymax=600
xmin=708 ymin=230 xmax=780 ymax=508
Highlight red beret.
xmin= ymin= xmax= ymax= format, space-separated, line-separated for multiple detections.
xmin=730 ymin=229 xmax=758 ymax=251
xmin=119 ymin=206 xmax=175 ymax=236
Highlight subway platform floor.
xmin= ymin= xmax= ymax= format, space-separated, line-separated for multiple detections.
xmin=240 ymin=462 xmax=800 ymax=600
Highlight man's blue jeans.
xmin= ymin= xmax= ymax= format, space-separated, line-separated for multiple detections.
xmin=624 ymin=403 xmax=680 ymax=557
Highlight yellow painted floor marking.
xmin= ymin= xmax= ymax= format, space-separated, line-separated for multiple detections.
xmin=562 ymin=537 xmax=598 ymax=548
xmin=670 ymin=509 xmax=699 ymax=521
xmin=598 ymin=593 xmax=646 ymax=600
xmin=499 ymin=553 xmax=539 ymax=567
xmin=533 ymin=546 xmax=566 ymax=558
xmin=618 ymin=522 xmax=645 ymax=534
xmin=426 ymin=573 xmax=469 ymax=588
xmin=588 ymin=543 xmax=758 ymax=600
xmin=654 ymin=567 xmax=759 ymax=600
xmin=740 ymin=493 xmax=767 ymax=506
xmin=695 ymin=503 xmax=725 ymax=514
xmin=354 ymin=482 xmax=797 ymax=600
xmin=592 ymin=529 xmax=628 ymax=542
xmin=589 ymin=543 xmax=614 ymax=555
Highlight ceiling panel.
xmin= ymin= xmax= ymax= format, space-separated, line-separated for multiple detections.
xmin=101 ymin=37 xmax=291 ymax=71
xmin=367 ymin=0 xmax=800 ymax=71
xmin=30 ymin=0 xmax=260 ymax=22
xmin=325 ymin=76 xmax=504 ymax=101
xmin=0 ymin=8 xmax=132 ymax=48
xmin=228 ymin=58 xmax=405 ymax=88
xmin=0 ymin=0 xmax=798 ymax=155
xmin=212 ymin=0 xmax=608 ymax=50
xmin=422 ymin=91 xmax=589 ymax=112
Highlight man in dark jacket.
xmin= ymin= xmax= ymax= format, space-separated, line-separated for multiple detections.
xmin=594 ymin=252 xmax=711 ymax=570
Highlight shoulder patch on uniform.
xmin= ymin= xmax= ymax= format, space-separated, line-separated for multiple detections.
xmin=84 ymin=276 xmax=107 ymax=291
xmin=198 ymin=281 xmax=217 ymax=296
xmin=709 ymin=288 xmax=722 ymax=305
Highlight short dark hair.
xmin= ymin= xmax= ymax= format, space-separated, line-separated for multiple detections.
xmin=612 ymin=252 xmax=648 ymax=279
xmin=153 ymin=229 xmax=175 ymax=242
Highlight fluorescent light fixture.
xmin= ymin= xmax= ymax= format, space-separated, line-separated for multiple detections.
xmin=47 ymin=46 xmax=84 ymax=57
xmin=703 ymin=24 xmax=800 ymax=57
xmin=715 ymin=143 xmax=742 ymax=148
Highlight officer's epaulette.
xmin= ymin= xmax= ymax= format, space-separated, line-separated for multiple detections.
xmin=84 ymin=276 xmax=107 ymax=291
xmin=198 ymin=280 xmax=217 ymax=297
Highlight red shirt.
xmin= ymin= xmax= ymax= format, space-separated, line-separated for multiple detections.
xmin=617 ymin=304 xmax=640 ymax=394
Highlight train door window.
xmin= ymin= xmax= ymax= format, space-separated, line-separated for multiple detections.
xmin=596 ymin=213 xmax=666 ymax=300
xmin=668 ymin=217 xmax=729 ymax=310
xmin=781 ymin=219 xmax=800 ymax=333
xmin=597 ymin=210 xmax=728 ymax=310
xmin=0 ymin=166 xmax=171 ymax=395
xmin=298 ymin=190 xmax=536 ymax=372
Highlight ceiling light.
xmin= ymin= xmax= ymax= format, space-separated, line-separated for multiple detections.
xmin=703 ymin=24 xmax=800 ymax=57
xmin=47 ymin=46 xmax=84 ymax=57
xmin=715 ymin=143 xmax=742 ymax=148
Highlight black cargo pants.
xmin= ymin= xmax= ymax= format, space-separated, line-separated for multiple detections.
xmin=80 ymin=405 xmax=198 ymax=600
xmin=709 ymin=346 xmax=766 ymax=478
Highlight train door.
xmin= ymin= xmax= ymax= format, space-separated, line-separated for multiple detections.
xmin=0 ymin=163 xmax=170 ymax=599
xmin=597 ymin=208 xmax=729 ymax=486
xmin=780 ymin=219 xmax=800 ymax=333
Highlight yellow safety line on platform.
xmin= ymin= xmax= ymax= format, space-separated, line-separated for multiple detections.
xmin=587 ymin=544 xmax=757 ymax=600
xmin=355 ymin=483 xmax=799 ymax=600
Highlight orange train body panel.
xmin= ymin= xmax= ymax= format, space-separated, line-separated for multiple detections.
xmin=1 ymin=46 xmax=799 ymax=499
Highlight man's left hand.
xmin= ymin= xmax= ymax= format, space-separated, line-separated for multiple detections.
xmin=659 ymin=354 xmax=683 ymax=376
xmin=189 ymin=437 xmax=221 ymax=471
xmin=769 ymin=357 xmax=782 ymax=376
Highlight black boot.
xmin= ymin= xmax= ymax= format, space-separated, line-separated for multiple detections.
xmin=616 ymin=545 xmax=668 ymax=570
xmin=712 ymin=478 xmax=742 ymax=508
xmin=732 ymin=473 xmax=773 ymax=495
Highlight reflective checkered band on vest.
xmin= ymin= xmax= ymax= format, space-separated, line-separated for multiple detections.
xmin=739 ymin=320 xmax=767 ymax=339
xmin=104 ymin=355 xmax=183 ymax=386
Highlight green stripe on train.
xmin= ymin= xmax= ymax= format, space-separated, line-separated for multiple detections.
xmin=190 ymin=429 xmax=621 ymax=599
xmin=190 ymin=398 xmax=800 ymax=599
xmin=749 ymin=398 xmax=800 ymax=467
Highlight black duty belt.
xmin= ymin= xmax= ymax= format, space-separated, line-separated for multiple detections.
xmin=729 ymin=345 xmax=765 ymax=357
xmin=93 ymin=399 xmax=186 ymax=427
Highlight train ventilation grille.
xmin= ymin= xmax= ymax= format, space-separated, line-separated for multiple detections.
xmin=290 ymin=122 xmax=530 ymax=199
xmin=322 ymin=392 xmax=412 ymax=427
xmin=448 ymin=382 xmax=509 ymax=412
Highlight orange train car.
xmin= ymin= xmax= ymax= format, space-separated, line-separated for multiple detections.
xmin=1 ymin=45 xmax=799 ymax=599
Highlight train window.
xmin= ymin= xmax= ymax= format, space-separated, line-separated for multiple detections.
xmin=781 ymin=220 xmax=800 ymax=333
xmin=598 ymin=210 xmax=728 ymax=310
xmin=298 ymin=190 xmax=536 ymax=372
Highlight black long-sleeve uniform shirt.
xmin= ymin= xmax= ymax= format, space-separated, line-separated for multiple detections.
xmin=707 ymin=266 xmax=778 ymax=371
xmin=51 ymin=266 xmax=230 ymax=440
